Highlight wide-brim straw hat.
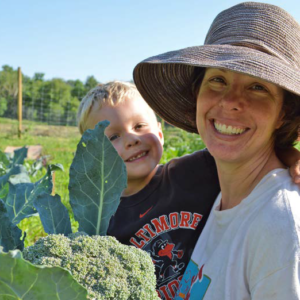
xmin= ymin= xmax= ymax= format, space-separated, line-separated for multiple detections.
xmin=133 ymin=2 xmax=300 ymax=133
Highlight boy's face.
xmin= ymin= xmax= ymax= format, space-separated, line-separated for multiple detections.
xmin=86 ymin=95 xmax=164 ymax=185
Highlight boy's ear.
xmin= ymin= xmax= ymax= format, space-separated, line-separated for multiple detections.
xmin=157 ymin=122 xmax=164 ymax=146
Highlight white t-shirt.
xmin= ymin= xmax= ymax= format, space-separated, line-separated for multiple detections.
xmin=175 ymin=169 xmax=300 ymax=300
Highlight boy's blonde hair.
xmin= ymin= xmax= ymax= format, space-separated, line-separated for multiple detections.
xmin=77 ymin=81 xmax=142 ymax=134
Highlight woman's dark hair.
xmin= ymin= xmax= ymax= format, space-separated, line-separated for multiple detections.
xmin=191 ymin=67 xmax=206 ymax=101
xmin=191 ymin=67 xmax=300 ymax=148
xmin=275 ymin=91 xmax=300 ymax=149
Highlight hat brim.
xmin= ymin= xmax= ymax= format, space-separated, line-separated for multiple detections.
xmin=133 ymin=45 xmax=300 ymax=133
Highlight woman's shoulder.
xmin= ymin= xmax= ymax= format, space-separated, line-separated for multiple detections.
xmin=252 ymin=170 xmax=300 ymax=233
xmin=245 ymin=177 xmax=300 ymax=287
xmin=247 ymin=173 xmax=300 ymax=261
xmin=267 ymin=169 xmax=300 ymax=219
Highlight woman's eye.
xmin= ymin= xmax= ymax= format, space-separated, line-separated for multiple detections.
xmin=210 ymin=76 xmax=225 ymax=84
xmin=251 ymin=84 xmax=267 ymax=92
xmin=109 ymin=134 xmax=119 ymax=141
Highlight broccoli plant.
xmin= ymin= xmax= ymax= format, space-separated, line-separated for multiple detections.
xmin=0 ymin=121 xmax=159 ymax=299
xmin=23 ymin=233 xmax=158 ymax=300
xmin=0 ymin=147 xmax=29 ymax=199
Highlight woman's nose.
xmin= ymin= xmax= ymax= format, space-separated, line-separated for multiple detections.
xmin=219 ymin=89 xmax=244 ymax=111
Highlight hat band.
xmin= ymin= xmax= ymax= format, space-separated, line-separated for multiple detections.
xmin=213 ymin=40 xmax=294 ymax=67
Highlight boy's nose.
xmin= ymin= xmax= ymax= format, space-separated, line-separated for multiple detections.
xmin=124 ymin=134 xmax=141 ymax=148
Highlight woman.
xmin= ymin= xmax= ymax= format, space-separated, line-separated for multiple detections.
xmin=133 ymin=2 xmax=300 ymax=299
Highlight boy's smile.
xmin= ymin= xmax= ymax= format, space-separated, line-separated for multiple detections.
xmin=125 ymin=150 xmax=149 ymax=162
xmin=86 ymin=94 xmax=164 ymax=196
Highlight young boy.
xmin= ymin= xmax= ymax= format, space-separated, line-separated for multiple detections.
xmin=77 ymin=81 xmax=220 ymax=299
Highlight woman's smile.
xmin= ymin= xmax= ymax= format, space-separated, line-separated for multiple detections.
xmin=211 ymin=119 xmax=249 ymax=136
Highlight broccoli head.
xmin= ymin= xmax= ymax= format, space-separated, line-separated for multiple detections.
xmin=23 ymin=233 xmax=159 ymax=300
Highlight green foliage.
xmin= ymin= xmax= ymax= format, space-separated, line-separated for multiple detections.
xmin=11 ymin=147 xmax=28 ymax=166
xmin=69 ymin=121 xmax=127 ymax=236
xmin=85 ymin=75 xmax=98 ymax=91
xmin=0 ymin=146 xmax=28 ymax=191
xmin=5 ymin=164 xmax=63 ymax=226
xmin=0 ymin=145 xmax=63 ymax=251
xmin=0 ymin=121 xmax=127 ymax=250
xmin=161 ymin=126 xmax=206 ymax=163
xmin=6 ymin=183 xmax=37 ymax=224
xmin=23 ymin=233 xmax=159 ymax=300
xmin=0 ymin=249 xmax=88 ymax=299
xmin=0 ymin=65 xmax=19 ymax=120
xmin=34 ymin=193 xmax=72 ymax=235
xmin=0 ymin=97 xmax=7 ymax=115
xmin=0 ymin=126 xmax=80 ymax=247
xmin=0 ymin=65 xmax=100 ymax=125
xmin=33 ymin=72 xmax=45 ymax=81
xmin=68 ymin=79 xmax=86 ymax=98
xmin=0 ymin=199 xmax=24 ymax=252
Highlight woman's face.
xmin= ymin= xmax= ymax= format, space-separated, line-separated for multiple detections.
xmin=196 ymin=68 xmax=284 ymax=163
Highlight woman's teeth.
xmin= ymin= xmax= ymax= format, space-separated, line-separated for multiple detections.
xmin=127 ymin=151 xmax=147 ymax=162
xmin=214 ymin=121 xmax=246 ymax=135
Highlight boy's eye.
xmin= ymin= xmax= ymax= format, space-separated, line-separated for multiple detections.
xmin=135 ymin=123 xmax=147 ymax=130
xmin=109 ymin=134 xmax=119 ymax=141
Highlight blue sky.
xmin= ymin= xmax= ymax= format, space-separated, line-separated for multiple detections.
xmin=1 ymin=0 xmax=299 ymax=83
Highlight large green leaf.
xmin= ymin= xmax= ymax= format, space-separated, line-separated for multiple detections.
xmin=0 ymin=150 xmax=9 ymax=168
xmin=0 ymin=165 xmax=26 ymax=190
xmin=0 ymin=183 xmax=9 ymax=201
xmin=0 ymin=250 xmax=88 ymax=299
xmin=11 ymin=147 xmax=28 ymax=167
xmin=0 ymin=150 xmax=10 ymax=176
xmin=0 ymin=147 xmax=28 ymax=190
xmin=9 ymin=169 xmax=31 ymax=184
xmin=69 ymin=121 xmax=127 ymax=236
xmin=0 ymin=199 xmax=24 ymax=252
xmin=5 ymin=164 xmax=63 ymax=225
xmin=34 ymin=193 xmax=72 ymax=235
xmin=5 ymin=182 xmax=37 ymax=225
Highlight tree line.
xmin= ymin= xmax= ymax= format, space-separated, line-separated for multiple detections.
xmin=0 ymin=65 xmax=99 ymax=126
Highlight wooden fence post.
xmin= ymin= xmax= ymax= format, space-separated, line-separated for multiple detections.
xmin=18 ymin=67 xmax=22 ymax=138
xmin=51 ymin=171 xmax=56 ymax=196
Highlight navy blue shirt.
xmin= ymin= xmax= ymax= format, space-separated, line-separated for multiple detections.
xmin=107 ymin=149 xmax=220 ymax=300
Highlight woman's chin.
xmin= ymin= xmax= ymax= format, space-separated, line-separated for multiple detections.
xmin=206 ymin=142 xmax=247 ymax=163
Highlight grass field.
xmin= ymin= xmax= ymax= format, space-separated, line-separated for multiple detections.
xmin=0 ymin=117 xmax=299 ymax=246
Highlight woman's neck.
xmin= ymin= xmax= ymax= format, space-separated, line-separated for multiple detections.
xmin=215 ymin=148 xmax=285 ymax=210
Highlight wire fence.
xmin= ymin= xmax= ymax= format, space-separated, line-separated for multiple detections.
xmin=1 ymin=88 xmax=86 ymax=127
